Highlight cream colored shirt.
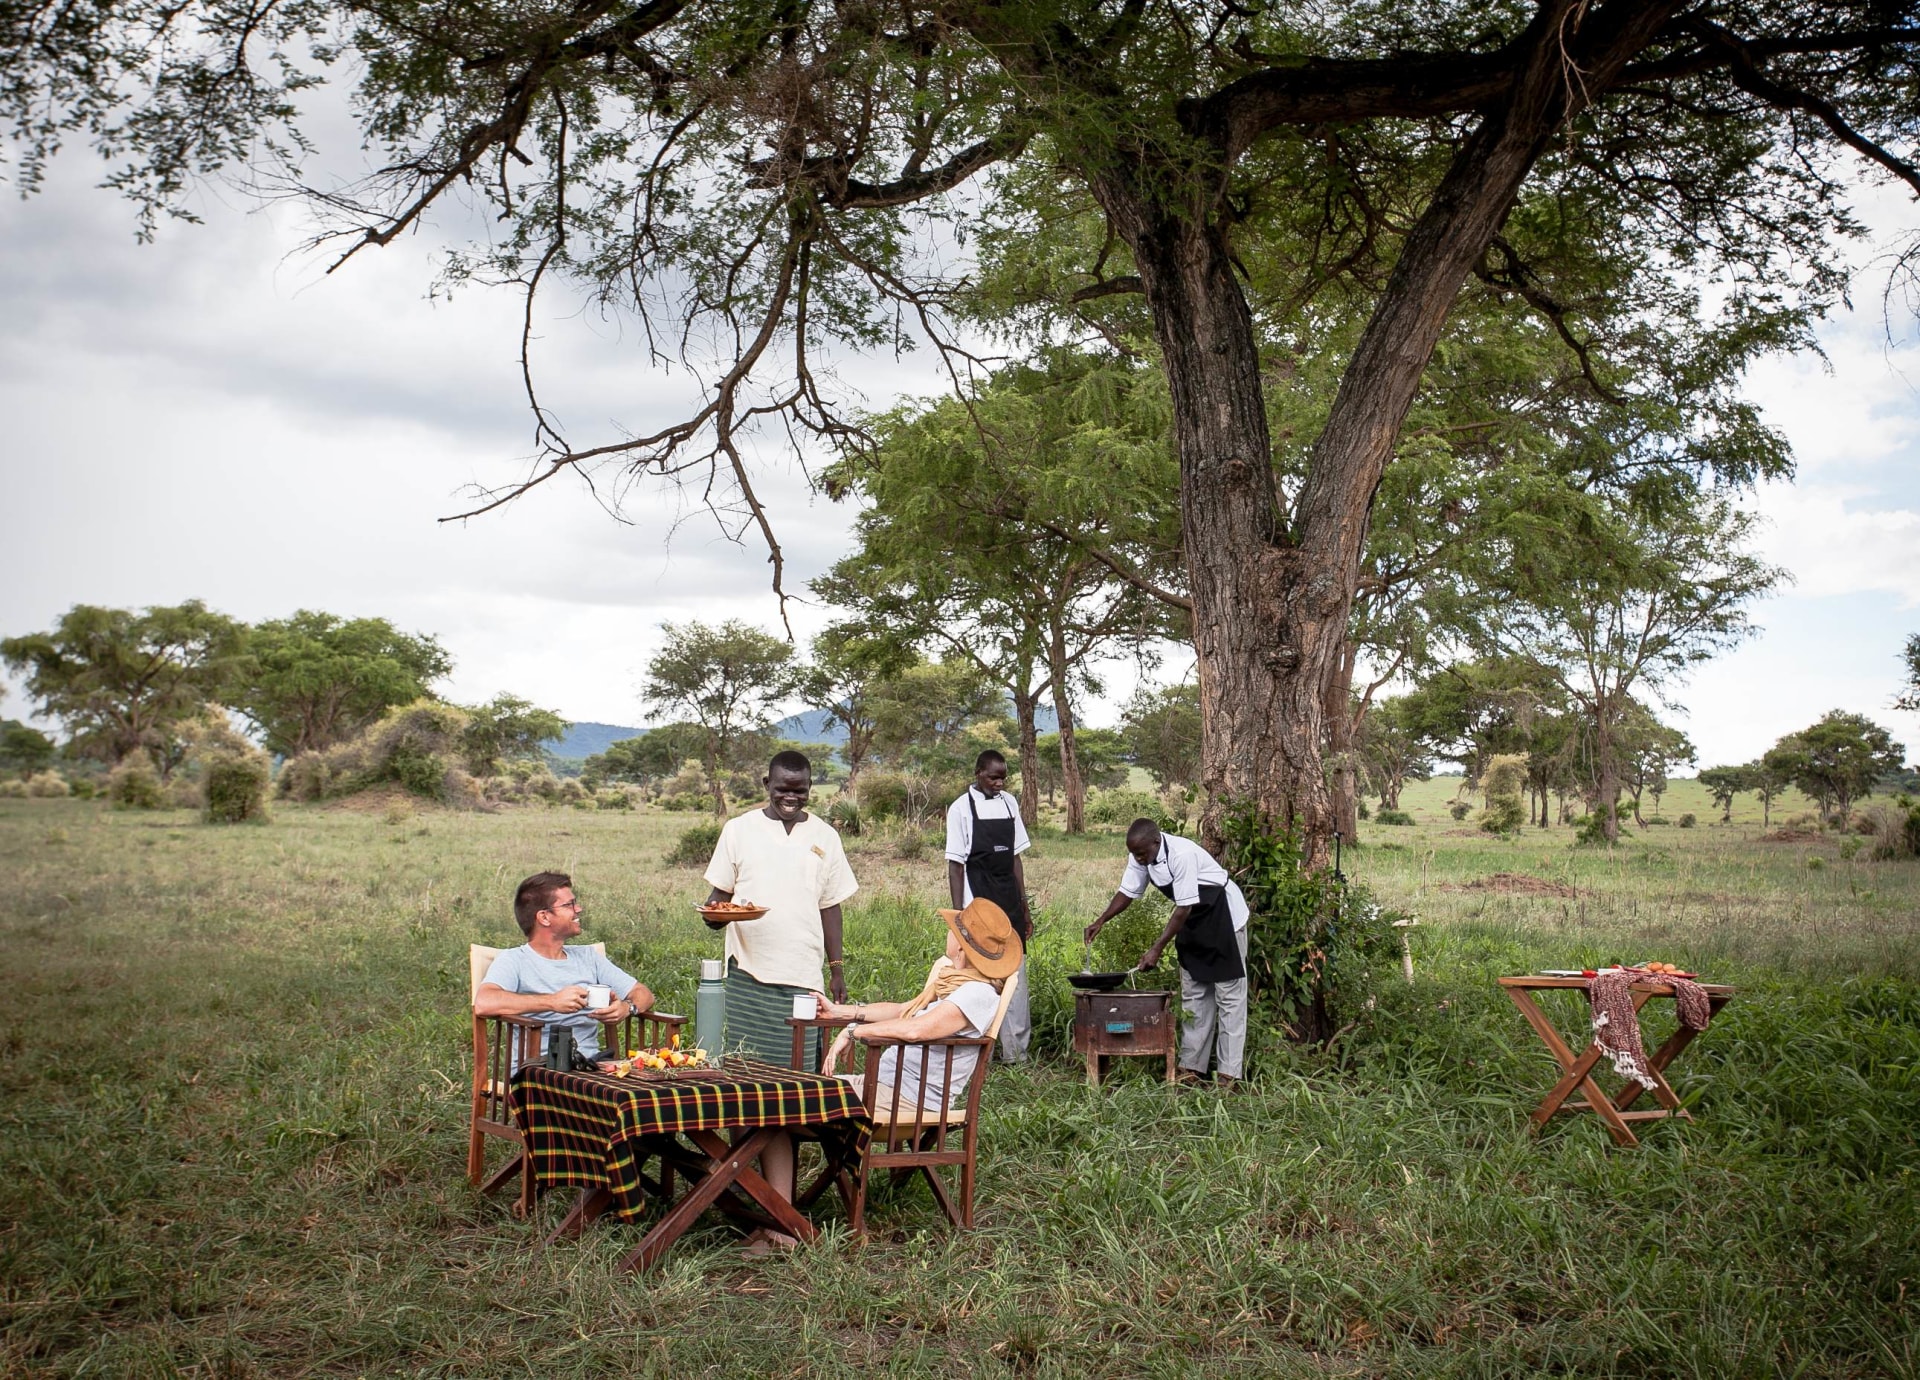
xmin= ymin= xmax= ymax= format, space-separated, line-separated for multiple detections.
xmin=704 ymin=809 xmax=859 ymax=989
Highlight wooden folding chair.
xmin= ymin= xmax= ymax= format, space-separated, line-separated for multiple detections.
xmin=467 ymin=943 xmax=685 ymax=1216
xmin=792 ymin=962 xmax=1020 ymax=1238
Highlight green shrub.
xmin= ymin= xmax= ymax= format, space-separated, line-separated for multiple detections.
xmin=1573 ymin=810 xmax=1617 ymax=847
xmin=1839 ymin=836 xmax=1863 ymax=861
xmin=24 ymin=771 xmax=69 ymax=798
xmin=1678 ymin=812 xmax=1697 ymax=829
xmin=1374 ymin=808 xmax=1414 ymax=827
xmin=1807 ymin=856 xmax=1825 ymax=870
xmin=388 ymin=746 xmax=448 ymax=799
xmin=1478 ymin=797 xmax=1525 ymax=835
xmin=667 ymin=821 xmax=722 ymax=866
xmin=277 ymin=751 xmax=331 ymax=801
xmin=1864 ymin=797 xmax=1920 ymax=860
xmin=203 ymin=751 xmax=271 ymax=824
xmin=825 ymin=798 xmax=862 ymax=835
xmin=1087 ymin=787 xmax=1169 ymax=828
xmin=1356 ymin=798 xmax=1370 ymax=820
xmin=855 ymin=771 xmax=908 ymax=822
xmin=106 ymin=757 xmax=166 ymax=810
xmin=166 ymin=776 xmax=202 ymax=808
xmin=1645 ymin=814 xmax=1670 ymax=826
xmin=1220 ymin=805 xmax=1402 ymax=1052
xmin=1448 ymin=800 xmax=1470 ymax=821
xmin=595 ymin=788 xmax=635 ymax=810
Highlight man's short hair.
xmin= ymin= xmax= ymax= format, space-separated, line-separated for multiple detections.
xmin=1126 ymin=818 xmax=1162 ymax=847
xmin=975 ymin=749 xmax=1007 ymax=773
xmin=768 ymin=748 xmax=811 ymax=779
xmin=513 ymin=871 xmax=573 ymax=936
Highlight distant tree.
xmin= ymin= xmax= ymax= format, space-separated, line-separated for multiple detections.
xmin=1355 ymin=697 xmax=1432 ymax=814
xmin=1748 ymin=758 xmax=1790 ymax=829
xmin=867 ymin=657 xmax=1001 ymax=777
xmin=795 ymin=624 xmax=914 ymax=794
xmin=1486 ymin=499 xmax=1777 ymax=843
xmin=1030 ymin=728 xmax=1130 ymax=806
xmin=1121 ymin=684 xmax=1203 ymax=793
xmin=1696 ymin=764 xmax=1756 ymax=824
xmin=1764 ymin=712 xmax=1907 ymax=823
xmin=642 ymin=621 xmax=796 ymax=818
xmin=0 ymin=720 xmax=56 ymax=780
xmin=1898 ymin=634 xmax=1920 ymax=713
xmin=460 ymin=695 xmax=567 ymax=776
xmin=584 ymin=723 xmax=707 ymax=790
xmin=233 ymin=611 xmax=450 ymax=756
xmin=1618 ymin=709 xmax=1694 ymax=826
xmin=1 ymin=601 xmax=246 ymax=777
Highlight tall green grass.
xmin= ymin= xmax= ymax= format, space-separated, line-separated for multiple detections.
xmin=0 ymin=789 xmax=1914 ymax=1377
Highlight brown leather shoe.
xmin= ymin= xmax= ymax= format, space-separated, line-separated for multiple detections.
xmin=1214 ymin=1075 xmax=1243 ymax=1092
xmin=1172 ymin=1069 xmax=1208 ymax=1087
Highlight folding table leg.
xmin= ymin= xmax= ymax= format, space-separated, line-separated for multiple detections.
xmin=615 ymin=1127 xmax=782 ymax=1273
xmin=1505 ymin=987 xmax=1640 ymax=1147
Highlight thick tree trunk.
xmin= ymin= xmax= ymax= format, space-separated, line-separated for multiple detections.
xmin=1595 ymin=718 xmax=1621 ymax=844
xmin=1045 ymin=619 xmax=1086 ymax=833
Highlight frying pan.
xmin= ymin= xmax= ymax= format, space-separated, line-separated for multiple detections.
xmin=1070 ymin=939 xmax=1140 ymax=991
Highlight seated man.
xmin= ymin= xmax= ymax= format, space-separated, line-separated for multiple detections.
xmin=474 ymin=871 xmax=655 ymax=1069
xmin=813 ymin=897 xmax=1021 ymax=1115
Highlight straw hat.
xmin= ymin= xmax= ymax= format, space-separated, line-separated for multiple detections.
xmin=937 ymin=897 xmax=1023 ymax=979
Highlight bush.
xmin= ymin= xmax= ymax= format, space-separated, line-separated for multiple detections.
xmin=1087 ymin=788 xmax=1173 ymax=829
xmin=1645 ymin=815 xmax=1670 ymax=826
xmin=203 ymin=750 xmax=271 ymax=824
xmin=595 ymin=788 xmax=635 ymax=811
xmin=166 ymin=776 xmax=202 ymax=808
xmin=825 ymin=798 xmax=862 ymax=835
xmin=0 ymin=779 xmax=27 ymax=798
xmin=667 ymin=821 xmax=722 ymax=866
xmin=1573 ymin=810 xmax=1617 ymax=847
xmin=441 ymin=768 xmax=486 ymax=811
xmin=1356 ymin=798 xmax=1370 ymax=820
xmin=1678 ymin=812 xmax=1697 ymax=829
xmin=106 ymin=757 xmax=166 ymax=809
xmin=277 ymin=751 xmax=331 ymax=801
xmin=1374 ymin=808 xmax=1414 ymax=827
xmin=1478 ymin=797 xmax=1525 ymax=835
xmin=1862 ymin=797 xmax=1920 ymax=860
xmin=1448 ymin=800 xmax=1471 ymax=821
xmin=1220 ymin=805 xmax=1402 ymax=1052
xmin=24 ymin=771 xmax=69 ymax=798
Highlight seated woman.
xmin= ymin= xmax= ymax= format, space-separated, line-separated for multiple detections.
xmin=813 ymin=897 xmax=1022 ymax=1116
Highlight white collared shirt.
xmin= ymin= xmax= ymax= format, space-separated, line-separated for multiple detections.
xmin=943 ymin=786 xmax=1032 ymax=904
xmin=1118 ymin=833 xmax=1250 ymax=931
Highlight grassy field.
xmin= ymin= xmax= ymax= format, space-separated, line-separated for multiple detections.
xmin=1 ymin=778 xmax=1916 ymax=1377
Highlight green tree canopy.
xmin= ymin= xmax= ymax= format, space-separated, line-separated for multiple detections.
xmin=1121 ymin=684 xmax=1203 ymax=793
xmin=1763 ymin=712 xmax=1908 ymax=822
xmin=642 ymin=621 xmax=796 ymax=816
xmin=460 ymin=694 xmax=566 ymax=776
xmin=584 ymin=723 xmax=709 ymax=788
xmin=0 ymin=720 xmax=57 ymax=780
xmin=233 ymin=610 xmax=451 ymax=756
xmin=1 ymin=602 xmax=247 ymax=777
xmin=1696 ymin=763 xmax=1757 ymax=823
xmin=795 ymin=624 xmax=915 ymax=791
xmin=1897 ymin=634 xmax=1920 ymax=713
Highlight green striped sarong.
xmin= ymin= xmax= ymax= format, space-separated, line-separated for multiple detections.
xmin=724 ymin=959 xmax=820 ymax=1071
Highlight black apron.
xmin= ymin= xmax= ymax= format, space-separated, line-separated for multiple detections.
xmin=1152 ymin=878 xmax=1244 ymax=984
xmin=965 ymin=791 xmax=1031 ymax=940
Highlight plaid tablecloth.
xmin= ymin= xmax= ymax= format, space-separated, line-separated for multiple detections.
xmin=509 ymin=1058 xmax=871 ymax=1221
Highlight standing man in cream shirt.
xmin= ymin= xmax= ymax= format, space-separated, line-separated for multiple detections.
xmin=702 ymin=749 xmax=860 ymax=1070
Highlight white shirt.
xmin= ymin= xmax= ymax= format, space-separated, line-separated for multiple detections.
xmin=704 ymin=810 xmax=860 ymax=989
xmin=870 ymin=975 xmax=1002 ymax=1111
xmin=943 ymin=786 xmax=1032 ymax=904
xmin=1118 ymin=832 xmax=1250 ymax=931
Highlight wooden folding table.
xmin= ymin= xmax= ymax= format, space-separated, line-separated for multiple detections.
xmin=1499 ymin=975 xmax=1734 ymax=1147
xmin=509 ymin=1057 xmax=871 ymax=1271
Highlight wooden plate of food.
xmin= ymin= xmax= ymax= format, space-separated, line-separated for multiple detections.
xmin=696 ymin=901 xmax=770 ymax=923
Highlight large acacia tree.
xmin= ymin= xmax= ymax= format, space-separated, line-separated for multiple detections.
xmin=12 ymin=0 xmax=1916 ymax=855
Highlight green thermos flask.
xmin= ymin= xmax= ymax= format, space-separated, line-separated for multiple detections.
xmin=695 ymin=958 xmax=726 ymax=1055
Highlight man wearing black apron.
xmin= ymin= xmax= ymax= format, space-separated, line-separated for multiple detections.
xmin=944 ymin=750 xmax=1032 ymax=1061
xmin=1084 ymin=818 xmax=1251 ymax=1086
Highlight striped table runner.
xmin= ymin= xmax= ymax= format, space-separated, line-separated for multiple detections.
xmin=509 ymin=1058 xmax=871 ymax=1221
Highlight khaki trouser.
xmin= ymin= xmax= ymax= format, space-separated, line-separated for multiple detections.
xmin=1178 ymin=926 xmax=1249 ymax=1079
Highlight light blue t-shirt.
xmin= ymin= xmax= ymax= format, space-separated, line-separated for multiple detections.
xmin=482 ymin=944 xmax=640 ymax=1059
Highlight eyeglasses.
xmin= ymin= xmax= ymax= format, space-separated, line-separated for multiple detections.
xmin=545 ymin=899 xmax=583 ymax=914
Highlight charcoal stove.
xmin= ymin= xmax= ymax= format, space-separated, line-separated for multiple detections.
xmin=1072 ymin=987 xmax=1177 ymax=1087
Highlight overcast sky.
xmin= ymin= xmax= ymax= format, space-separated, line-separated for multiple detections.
xmin=2 ymin=155 xmax=1917 ymax=769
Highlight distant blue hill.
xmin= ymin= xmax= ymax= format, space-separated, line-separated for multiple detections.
xmin=550 ymin=721 xmax=643 ymax=759
xmin=557 ymin=700 xmax=1061 ymax=761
